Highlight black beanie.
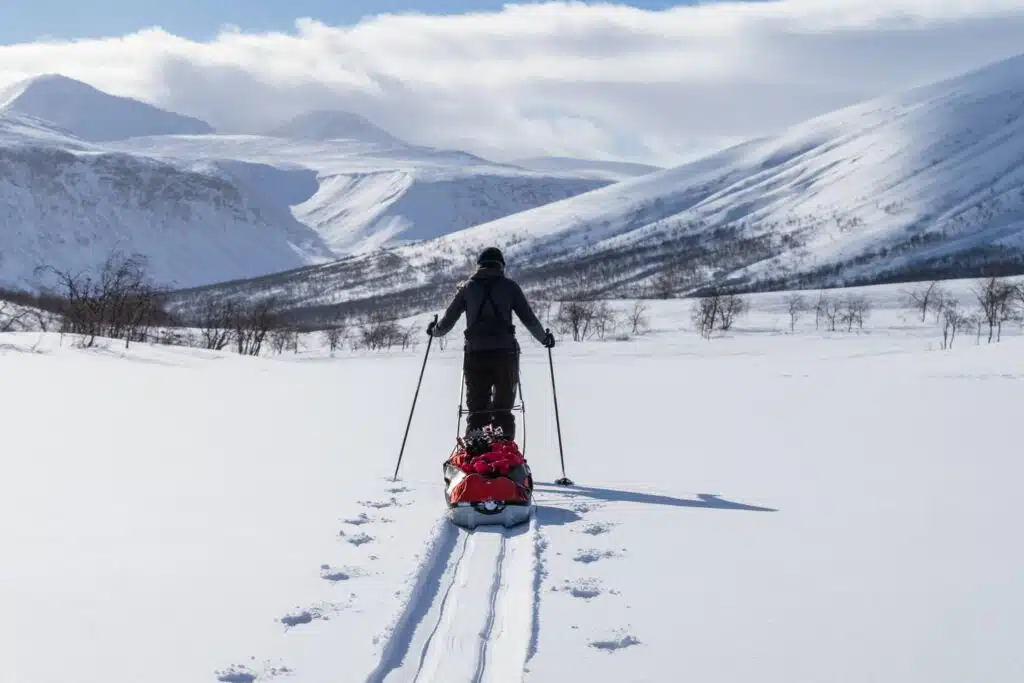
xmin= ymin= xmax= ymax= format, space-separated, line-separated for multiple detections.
xmin=477 ymin=247 xmax=505 ymax=266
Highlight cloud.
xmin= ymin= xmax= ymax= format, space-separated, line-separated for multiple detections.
xmin=1 ymin=1 xmax=1023 ymax=166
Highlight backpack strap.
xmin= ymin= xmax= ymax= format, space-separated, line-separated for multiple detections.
xmin=466 ymin=278 xmax=514 ymax=338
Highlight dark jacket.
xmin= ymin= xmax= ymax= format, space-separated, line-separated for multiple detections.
xmin=431 ymin=265 xmax=547 ymax=352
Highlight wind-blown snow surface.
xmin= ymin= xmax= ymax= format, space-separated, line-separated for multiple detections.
xmin=3 ymin=282 xmax=1022 ymax=683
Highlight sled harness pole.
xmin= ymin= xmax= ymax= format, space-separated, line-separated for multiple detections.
xmin=547 ymin=328 xmax=573 ymax=486
xmin=393 ymin=314 xmax=437 ymax=481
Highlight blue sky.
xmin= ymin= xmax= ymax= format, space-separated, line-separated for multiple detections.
xmin=1 ymin=0 xmax=704 ymax=43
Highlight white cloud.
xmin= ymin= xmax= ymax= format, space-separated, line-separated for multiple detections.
xmin=1 ymin=1 xmax=1023 ymax=166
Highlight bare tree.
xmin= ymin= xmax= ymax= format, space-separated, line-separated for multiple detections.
xmin=716 ymin=294 xmax=748 ymax=331
xmin=904 ymin=281 xmax=944 ymax=322
xmin=839 ymin=295 xmax=871 ymax=332
xmin=232 ymin=298 xmax=278 ymax=356
xmin=269 ymin=325 xmax=299 ymax=355
xmin=591 ymin=301 xmax=619 ymax=340
xmin=34 ymin=251 xmax=167 ymax=348
xmin=819 ymin=296 xmax=842 ymax=332
xmin=941 ymin=304 xmax=969 ymax=350
xmin=814 ymin=291 xmax=830 ymax=329
xmin=556 ymin=299 xmax=598 ymax=341
xmin=323 ymin=325 xmax=346 ymax=355
xmin=785 ymin=293 xmax=806 ymax=332
xmin=0 ymin=301 xmax=30 ymax=332
xmin=691 ymin=296 xmax=720 ymax=339
xmin=399 ymin=323 xmax=419 ymax=350
xmin=973 ymin=277 xmax=1018 ymax=343
xmin=360 ymin=310 xmax=402 ymax=350
xmin=195 ymin=296 xmax=233 ymax=350
xmin=628 ymin=300 xmax=649 ymax=336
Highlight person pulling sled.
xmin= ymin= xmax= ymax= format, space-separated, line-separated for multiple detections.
xmin=427 ymin=247 xmax=554 ymax=528
xmin=427 ymin=247 xmax=554 ymax=441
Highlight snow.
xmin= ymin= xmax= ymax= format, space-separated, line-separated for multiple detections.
xmin=507 ymin=156 xmax=663 ymax=181
xmin=0 ymin=75 xmax=615 ymax=290
xmin=108 ymin=134 xmax=611 ymax=255
xmin=0 ymin=74 xmax=214 ymax=141
xmin=274 ymin=50 xmax=1024 ymax=302
xmin=0 ymin=141 xmax=335 ymax=291
xmin=263 ymin=110 xmax=406 ymax=147
xmin=3 ymin=279 xmax=1022 ymax=683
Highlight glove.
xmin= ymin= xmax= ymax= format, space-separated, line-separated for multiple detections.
xmin=542 ymin=331 xmax=555 ymax=348
xmin=426 ymin=320 xmax=437 ymax=336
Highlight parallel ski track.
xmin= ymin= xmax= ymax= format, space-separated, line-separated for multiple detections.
xmin=364 ymin=514 xmax=539 ymax=683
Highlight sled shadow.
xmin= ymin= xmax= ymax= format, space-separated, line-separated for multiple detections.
xmin=533 ymin=505 xmax=584 ymax=526
xmin=536 ymin=484 xmax=777 ymax=513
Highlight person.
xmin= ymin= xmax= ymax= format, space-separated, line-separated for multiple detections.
xmin=428 ymin=247 xmax=554 ymax=441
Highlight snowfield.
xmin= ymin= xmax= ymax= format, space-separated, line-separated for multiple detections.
xmin=3 ymin=281 xmax=1022 ymax=683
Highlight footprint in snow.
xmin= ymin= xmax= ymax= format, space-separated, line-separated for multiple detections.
xmin=360 ymin=498 xmax=401 ymax=509
xmin=386 ymin=486 xmax=409 ymax=494
xmin=574 ymin=549 xmax=620 ymax=564
xmin=589 ymin=634 xmax=641 ymax=652
xmin=570 ymin=501 xmax=600 ymax=514
xmin=216 ymin=663 xmax=293 ymax=682
xmin=279 ymin=602 xmax=348 ymax=628
xmin=580 ymin=522 xmax=614 ymax=536
xmin=338 ymin=530 xmax=375 ymax=546
xmin=216 ymin=667 xmax=256 ymax=683
xmin=560 ymin=577 xmax=603 ymax=599
xmin=319 ymin=564 xmax=365 ymax=582
xmin=342 ymin=513 xmax=373 ymax=526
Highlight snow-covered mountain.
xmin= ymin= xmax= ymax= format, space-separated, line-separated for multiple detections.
xmin=171 ymin=51 xmax=1024 ymax=315
xmin=0 ymin=74 xmax=214 ymax=141
xmin=509 ymin=156 xmax=663 ymax=181
xmin=110 ymin=134 xmax=610 ymax=254
xmin=263 ymin=109 xmax=406 ymax=147
xmin=0 ymin=112 xmax=334 ymax=290
xmin=0 ymin=76 xmax=614 ymax=289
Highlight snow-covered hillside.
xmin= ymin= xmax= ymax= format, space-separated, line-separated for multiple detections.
xmin=4 ymin=281 xmax=1021 ymax=683
xmin=509 ymin=156 xmax=663 ymax=181
xmin=264 ymin=110 xmax=406 ymax=147
xmin=0 ymin=74 xmax=214 ymax=141
xmin=422 ymin=51 xmax=1024 ymax=290
xmin=110 ymin=134 xmax=610 ymax=254
xmin=184 ymin=51 xmax=1024 ymax=313
xmin=0 ymin=75 xmax=611 ymax=289
xmin=0 ymin=114 xmax=335 ymax=290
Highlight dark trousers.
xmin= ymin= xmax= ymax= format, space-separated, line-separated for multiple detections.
xmin=463 ymin=349 xmax=519 ymax=439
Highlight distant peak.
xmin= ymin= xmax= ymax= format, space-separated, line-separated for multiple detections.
xmin=264 ymin=109 xmax=406 ymax=146
xmin=0 ymin=72 xmax=214 ymax=142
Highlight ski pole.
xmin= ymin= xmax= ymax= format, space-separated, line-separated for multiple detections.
xmin=393 ymin=314 xmax=437 ymax=481
xmin=546 ymin=329 xmax=573 ymax=486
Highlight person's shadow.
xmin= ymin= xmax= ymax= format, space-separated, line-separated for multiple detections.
xmin=535 ymin=484 xmax=777 ymax=513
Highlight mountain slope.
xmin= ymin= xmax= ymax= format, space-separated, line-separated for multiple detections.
xmin=111 ymin=134 xmax=611 ymax=254
xmin=171 ymin=51 xmax=1024 ymax=314
xmin=0 ymin=114 xmax=333 ymax=290
xmin=0 ymin=74 xmax=214 ymax=142
xmin=264 ymin=109 xmax=405 ymax=147
xmin=510 ymin=156 xmax=663 ymax=181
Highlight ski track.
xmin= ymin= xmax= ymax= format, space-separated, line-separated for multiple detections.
xmin=365 ymin=516 xmax=537 ymax=683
